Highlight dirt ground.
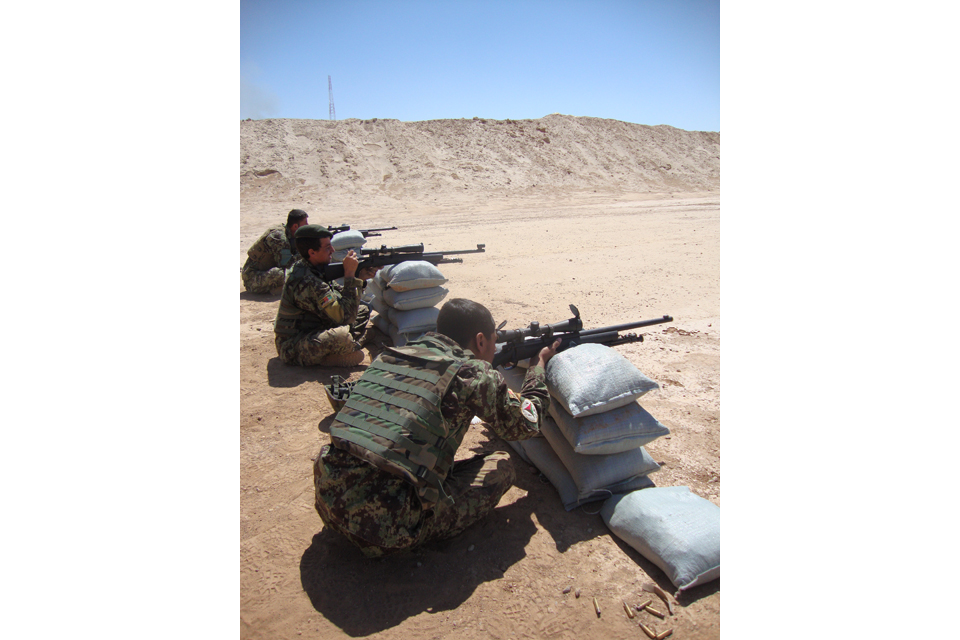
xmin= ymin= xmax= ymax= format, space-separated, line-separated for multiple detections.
xmin=240 ymin=186 xmax=720 ymax=639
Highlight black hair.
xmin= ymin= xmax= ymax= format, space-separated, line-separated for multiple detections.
xmin=437 ymin=298 xmax=496 ymax=349
xmin=286 ymin=209 xmax=309 ymax=228
xmin=295 ymin=228 xmax=332 ymax=260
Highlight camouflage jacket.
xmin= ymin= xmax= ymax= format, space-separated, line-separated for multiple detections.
xmin=273 ymin=259 xmax=363 ymax=338
xmin=245 ymin=225 xmax=296 ymax=271
xmin=316 ymin=333 xmax=550 ymax=540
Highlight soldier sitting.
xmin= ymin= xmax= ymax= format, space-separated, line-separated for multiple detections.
xmin=313 ymin=298 xmax=560 ymax=557
xmin=273 ymin=225 xmax=374 ymax=367
xmin=241 ymin=209 xmax=310 ymax=294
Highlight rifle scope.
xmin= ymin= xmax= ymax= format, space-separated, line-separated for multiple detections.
xmin=496 ymin=304 xmax=583 ymax=343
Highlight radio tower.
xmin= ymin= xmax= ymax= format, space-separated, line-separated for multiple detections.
xmin=328 ymin=75 xmax=336 ymax=121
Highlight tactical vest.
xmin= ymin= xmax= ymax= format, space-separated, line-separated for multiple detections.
xmin=329 ymin=343 xmax=465 ymax=509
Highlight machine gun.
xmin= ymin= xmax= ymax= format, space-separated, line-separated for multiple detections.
xmin=321 ymin=243 xmax=485 ymax=281
xmin=492 ymin=304 xmax=673 ymax=369
xmin=327 ymin=224 xmax=399 ymax=238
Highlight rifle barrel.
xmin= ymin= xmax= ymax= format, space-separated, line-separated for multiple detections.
xmin=577 ymin=315 xmax=673 ymax=337
xmin=421 ymin=244 xmax=486 ymax=257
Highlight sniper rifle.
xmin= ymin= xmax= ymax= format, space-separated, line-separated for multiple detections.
xmin=327 ymin=224 xmax=399 ymax=238
xmin=321 ymin=243 xmax=486 ymax=281
xmin=492 ymin=304 xmax=673 ymax=369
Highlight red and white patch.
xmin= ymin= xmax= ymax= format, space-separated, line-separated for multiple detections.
xmin=520 ymin=398 xmax=538 ymax=423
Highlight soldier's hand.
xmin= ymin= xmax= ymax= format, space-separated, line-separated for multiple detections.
xmin=343 ymin=250 xmax=360 ymax=279
xmin=533 ymin=339 xmax=562 ymax=368
xmin=357 ymin=265 xmax=380 ymax=281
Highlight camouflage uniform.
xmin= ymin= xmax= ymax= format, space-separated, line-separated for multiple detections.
xmin=241 ymin=225 xmax=297 ymax=294
xmin=273 ymin=259 xmax=370 ymax=366
xmin=314 ymin=332 xmax=550 ymax=557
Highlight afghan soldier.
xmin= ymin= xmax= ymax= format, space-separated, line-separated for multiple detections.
xmin=274 ymin=224 xmax=373 ymax=367
xmin=314 ymin=298 xmax=561 ymax=557
xmin=241 ymin=209 xmax=310 ymax=294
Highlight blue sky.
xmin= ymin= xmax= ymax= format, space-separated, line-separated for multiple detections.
xmin=241 ymin=0 xmax=719 ymax=131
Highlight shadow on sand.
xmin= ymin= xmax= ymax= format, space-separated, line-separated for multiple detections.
xmin=239 ymin=291 xmax=281 ymax=302
xmin=299 ymin=494 xmax=538 ymax=636
xmin=266 ymin=357 xmax=365 ymax=389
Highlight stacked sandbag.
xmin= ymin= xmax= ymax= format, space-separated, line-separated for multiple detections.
xmin=497 ymin=343 xmax=669 ymax=510
xmin=498 ymin=343 xmax=720 ymax=592
xmin=330 ymin=230 xmax=366 ymax=262
xmin=367 ymin=261 xmax=449 ymax=347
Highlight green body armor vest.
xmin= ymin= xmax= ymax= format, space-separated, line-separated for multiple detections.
xmin=329 ymin=344 xmax=465 ymax=509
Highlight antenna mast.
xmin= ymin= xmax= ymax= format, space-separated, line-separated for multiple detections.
xmin=328 ymin=75 xmax=336 ymax=121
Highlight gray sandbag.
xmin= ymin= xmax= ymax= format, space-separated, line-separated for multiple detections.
xmin=539 ymin=414 xmax=660 ymax=501
xmin=372 ymin=311 xmax=428 ymax=348
xmin=504 ymin=438 xmax=530 ymax=463
xmin=372 ymin=312 xmax=391 ymax=337
xmin=548 ymin=397 xmax=670 ymax=455
xmin=371 ymin=295 xmax=390 ymax=317
xmin=372 ymin=313 xmax=405 ymax=347
xmin=601 ymin=486 xmax=720 ymax=594
xmin=331 ymin=230 xmax=366 ymax=250
xmin=371 ymin=269 xmax=386 ymax=291
xmin=498 ymin=365 xmax=659 ymax=505
xmin=379 ymin=261 xmax=448 ymax=292
xmin=381 ymin=285 xmax=449 ymax=311
xmin=366 ymin=275 xmax=383 ymax=298
xmin=508 ymin=434 xmax=655 ymax=511
xmin=386 ymin=306 xmax=439 ymax=334
xmin=546 ymin=343 xmax=659 ymax=418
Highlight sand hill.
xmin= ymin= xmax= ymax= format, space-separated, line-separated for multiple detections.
xmin=240 ymin=114 xmax=719 ymax=205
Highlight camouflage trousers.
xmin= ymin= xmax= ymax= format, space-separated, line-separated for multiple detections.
xmin=314 ymin=445 xmax=516 ymax=558
xmin=274 ymin=305 xmax=370 ymax=366
xmin=241 ymin=261 xmax=285 ymax=294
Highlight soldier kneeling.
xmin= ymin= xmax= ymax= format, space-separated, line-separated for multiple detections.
xmin=314 ymin=298 xmax=560 ymax=557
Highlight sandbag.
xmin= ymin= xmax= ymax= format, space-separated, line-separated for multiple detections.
xmin=330 ymin=230 xmax=366 ymax=250
xmin=386 ymin=306 xmax=439 ymax=334
xmin=379 ymin=261 xmax=447 ymax=292
xmin=372 ymin=312 xmax=392 ymax=337
xmin=381 ymin=285 xmax=449 ymax=311
xmin=601 ymin=486 xmax=720 ymax=594
xmin=546 ymin=343 xmax=659 ymax=418
xmin=372 ymin=311 xmax=427 ymax=348
xmin=498 ymin=365 xmax=659 ymax=504
xmin=507 ymin=436 xmax=655 ymax=511
xmin=539 ymin=415 xmax=659 ymax=501
xmin=548 ymin=397 xmax=670 ymax=455
xmin=371 ymin=313 xmax=405 ymax=346
xmin=332 ymin=249 xmax=354 ymax=263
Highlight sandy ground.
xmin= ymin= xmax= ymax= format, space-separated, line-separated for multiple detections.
xmin=240 ymin=117 xmax=720 ymax=639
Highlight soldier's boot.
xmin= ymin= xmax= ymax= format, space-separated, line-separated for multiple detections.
xmin=317 ymin=349 xmax=365 ymax=367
